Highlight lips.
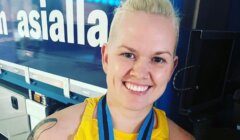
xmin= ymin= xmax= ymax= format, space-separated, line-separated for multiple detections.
xmin=124 ymin=81 xmax=151 ymax=92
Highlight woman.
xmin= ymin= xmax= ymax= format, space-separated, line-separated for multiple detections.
xmin=31 ymin=0 xmax=195 ymax=139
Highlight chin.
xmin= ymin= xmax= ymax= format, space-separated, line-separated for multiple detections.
xmin=120 ymin=94 xmax=154 ymax=111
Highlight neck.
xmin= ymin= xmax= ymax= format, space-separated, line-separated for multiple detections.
xmin=106 ymin=95 xmax=153 ymax=133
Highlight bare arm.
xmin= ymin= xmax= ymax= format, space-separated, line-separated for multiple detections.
xmin=27 ymin=118 xmax=58 ymax=140
xmin=168 ymin=119 xmax=195 ymax=140
xmin=28 ymin=102 xmax=86 ymax=140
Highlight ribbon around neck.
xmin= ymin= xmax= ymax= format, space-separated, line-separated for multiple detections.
xmin=97 ymin=95 xmax=155 ymax=140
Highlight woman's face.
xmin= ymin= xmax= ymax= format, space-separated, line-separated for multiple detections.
xmin=102 ymin=11 xmax=178 ymax=111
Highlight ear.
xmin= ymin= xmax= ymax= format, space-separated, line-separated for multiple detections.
xmin=173 ymin=56 xmax=178 ymax=72
xmin=169 ymin=56 xmax=178 ymax=81
xmin=101 ymin=43 xmax=108 ymax=74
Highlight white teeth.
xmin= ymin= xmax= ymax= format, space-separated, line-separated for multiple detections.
xmin=125 ymin=82 xmax=148 ymax=92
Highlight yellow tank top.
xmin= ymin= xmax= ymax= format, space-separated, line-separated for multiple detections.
xmin=74 ymin=97 xmax=169 ymax=140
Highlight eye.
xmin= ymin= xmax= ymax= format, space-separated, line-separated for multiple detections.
xmin=121 ymin=52 xmax=135 ymax=59
xmin=152 ymin=57 xmax=166 ymax=64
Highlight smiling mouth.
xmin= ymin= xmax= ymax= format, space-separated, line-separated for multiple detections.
xmin=123 ymin=81 xmax=151 ymax=93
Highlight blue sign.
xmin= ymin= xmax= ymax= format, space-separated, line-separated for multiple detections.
xmin=0 ymin=0 xmax=120 ymax=88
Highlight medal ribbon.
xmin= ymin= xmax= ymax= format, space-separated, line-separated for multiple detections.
xmin=97 ymin=95 xmax=154 ymax=140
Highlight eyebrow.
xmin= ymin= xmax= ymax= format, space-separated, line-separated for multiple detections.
xmin=119 ymin=45 xmax=137 ymax=53
xmin=155 ymin=51 xmax=173 ymax=57
xmin=119 ymin=45 xmax=173 ymax=57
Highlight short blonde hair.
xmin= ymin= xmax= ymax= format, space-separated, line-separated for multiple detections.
xmin=109 ymin=0 xmax=180 ymax=55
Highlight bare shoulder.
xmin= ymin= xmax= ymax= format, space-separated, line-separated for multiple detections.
xmin=30 ymin=101 xmax=87 ymax=140
xmin=167 ymin=118 xmax=195 ymax=140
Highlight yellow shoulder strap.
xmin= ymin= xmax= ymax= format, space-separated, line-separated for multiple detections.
xmin=81 ymin=97 xmax=99 ymax=121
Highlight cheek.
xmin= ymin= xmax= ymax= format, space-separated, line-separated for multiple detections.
xmin=109 ymin=57 xmax=132 ymax=76
xmin=154 ymin=65 xmax=173 ymax=84
xmin=106 ymin=57 xmax=130 ymax=86
xmin=108 ymin=60 xmax=121 ymax=77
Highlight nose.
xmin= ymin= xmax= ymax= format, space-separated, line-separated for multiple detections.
xmin=130 ymin=59 xmax=150 ymax=79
